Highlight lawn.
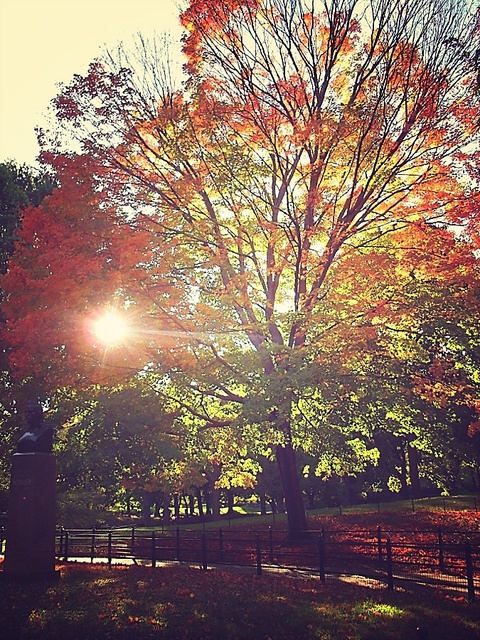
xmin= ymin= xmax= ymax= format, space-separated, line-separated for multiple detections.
xmin=0 ymin=561 xmax=478 ymax=640
xmin=1 ymin=506 xmax=479 ymax=639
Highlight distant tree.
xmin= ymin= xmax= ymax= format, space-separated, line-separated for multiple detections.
xmin=0 ymin=161 xmax=55 ymax=275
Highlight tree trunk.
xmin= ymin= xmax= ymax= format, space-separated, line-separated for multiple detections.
xmin=173 ymin=494 xmax=180 ymax=519
xmin=196 ymin=489 xmax=204 ymax=516
xmin=162 ymin=493 xmax=171 ymax=523
xmin=226 ymin=490 xmax=234 ymax=515
xmin=398 ymin=444 xmax=409 ymax=496
xmin=275 ymin=442 xmax=308 ymax=539
xmin=407 ymin=445 xmax=421 ymax=499
xmin=209 ymin=464 xmax=222 ymax=518
xmin=141 ymin=491 xmax=155 ymax=526
xmin=259 ymin=493 xmax=267 ymax=515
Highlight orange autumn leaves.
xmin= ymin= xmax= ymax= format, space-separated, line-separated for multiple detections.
xmin=1 ymin=0 xmax=479 ymax=440
xmin=1 ymin=155 xmax=173 ymax=388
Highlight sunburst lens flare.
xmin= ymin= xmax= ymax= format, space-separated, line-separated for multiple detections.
xmin=92 ymin=311 xmax=130 ymax=346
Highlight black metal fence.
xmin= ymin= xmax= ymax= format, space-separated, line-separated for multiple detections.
xmin=49 ymin=525 xmax=480 ymax=602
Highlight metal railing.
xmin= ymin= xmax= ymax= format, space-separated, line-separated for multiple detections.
xmin=48 ymin=525 xmax=480 ymax=602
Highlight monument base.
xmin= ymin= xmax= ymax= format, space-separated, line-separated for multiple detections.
xmin=2 ymin=453 xmax=57 ymax=577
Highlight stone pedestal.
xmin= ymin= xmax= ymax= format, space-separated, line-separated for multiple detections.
xmin=2 ymin=453 xmax=58 ymax=579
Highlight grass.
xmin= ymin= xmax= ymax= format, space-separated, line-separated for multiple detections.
xmin=0 ymin=562 xmax=478 ymax=639
xmin=123 ymin=493 xmax=479 ymax=533
xmin=102 ymin=494 xmax=479 ymax=533
xmin=1 ymin=504 xmax=479 ymax=639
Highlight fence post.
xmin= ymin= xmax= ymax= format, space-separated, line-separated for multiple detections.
xmin=151 ymin=530 xmax=156 ymax=568
xmin=63 ymin=529 xmax=69 ymax=562
xmin=90 ymin=528 xmax=96 ymax=563
xmin=219 ymin=527 xmax=224 ymax=562
xmin=437 ymin=528 xmax=444 ymax=572
xmin=386 ymin=537 xmax=394 ymax=591
xmin=466 ymin=541 xmax=475 ymax=603
xmin=176 ymin=527 xmax=180 ymax=561
xmin=129 ymin=526 xmax=135 ymax=558
xmin=201 ymin=532 xmax=207 ymax=571
xmin=59 ymin=527 xmax=64 ymax=559
xmin=269 ymin=526 xmax=274 ymax=564
xmin=318 ymin=534 xmax=326 ymax=584
xmin=107 ymin=531 xmax=112 ymax=567
xmin=256 ymin=535 xmax=262 ymax=576
xmin=377 ymin=526 xmax=383 ymax=565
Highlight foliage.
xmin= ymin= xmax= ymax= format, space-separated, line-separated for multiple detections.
xmin=0 ymin=161 xmax=56 ymax=276
xmin=0 ymin=161 xmax=56 ymax=495
xmin=1 ymin=1 xmax=480 ymax=537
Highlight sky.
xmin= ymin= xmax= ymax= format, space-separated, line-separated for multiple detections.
xmin=0 ymin=0 xmax=184 ymax=166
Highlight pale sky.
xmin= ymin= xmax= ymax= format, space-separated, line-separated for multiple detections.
xmin=0 ymin=0 xmax=184 ymax=166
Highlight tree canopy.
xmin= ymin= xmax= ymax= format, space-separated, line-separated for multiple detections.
xmin=1 ymin=0 xmax=479 ymax=536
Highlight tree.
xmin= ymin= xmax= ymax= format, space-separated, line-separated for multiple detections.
xmin=299 ymin=221 xmax=480 ymax=499
xmin=51 ymin=383 xmax=181 ymax=525
xmin=2 ymin=0 xmax=479 ymax=538
xmin=0 ymin=161 xmax=55 ymax=276
xmin=0 ymin=161 xmax=55 ymax=496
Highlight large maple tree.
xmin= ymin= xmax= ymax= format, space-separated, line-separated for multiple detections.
xmin=2 ymin=0 xmax=480 ymax=538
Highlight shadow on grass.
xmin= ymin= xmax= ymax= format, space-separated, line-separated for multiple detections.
xmin=0 ymin=574 xmax=55 ymax=639
xmin=0 ymin=563 xmax=478 ymax=639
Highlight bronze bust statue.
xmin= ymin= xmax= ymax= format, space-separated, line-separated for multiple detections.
xmin=17 ymin=400 xmax=53 ymax=453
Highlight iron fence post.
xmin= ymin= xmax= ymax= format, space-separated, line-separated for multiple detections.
xmin=63 ymin=529 xmax=69 ymax=562
xmin=107 ymin=531 xmax=112 ymax=567
xmin=176 ymin=527 xmax=180 ymax=561
xmin=201 ymin=532 xmax=207 ymax=571
xmin=377 ymin=526 xmax=383 ymax=565
xmin=151 ymin=530 xmax=156 ymax=568
xmin=386 ymin=537 xmax=394 ymax=591
xmin=90 ymin=527 xmax=95 ymax=563
xmin=466 ymin=540 xmax=475 ymax=603
xmin=256 ymin=534 xmax=262 ymax=576
xmin=269 ymin=526 xmax=274 ymax=564
xmin=319 ymin=534 xmax=326 ymax=584
xmin=437 ymin=528 xmax=444 ymax=571
xmin=58 ymin=527 xmax=64 ymax=559
xmin=131 ymin=526 xmax=135 ymax=558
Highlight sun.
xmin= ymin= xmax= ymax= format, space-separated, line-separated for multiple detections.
xmin=92 ymin=310 xmax=130 ymax=346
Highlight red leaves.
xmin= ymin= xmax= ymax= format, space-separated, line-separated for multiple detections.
xmin=180 ymin=0 xmax=260 ymax=74
xmin=468 ymin=421 xmax=480 ymax=437
xmin=0 ymin=154 xmax=164 ymax=388
xmin=4 ymin=555 xmax=477 ymax=640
